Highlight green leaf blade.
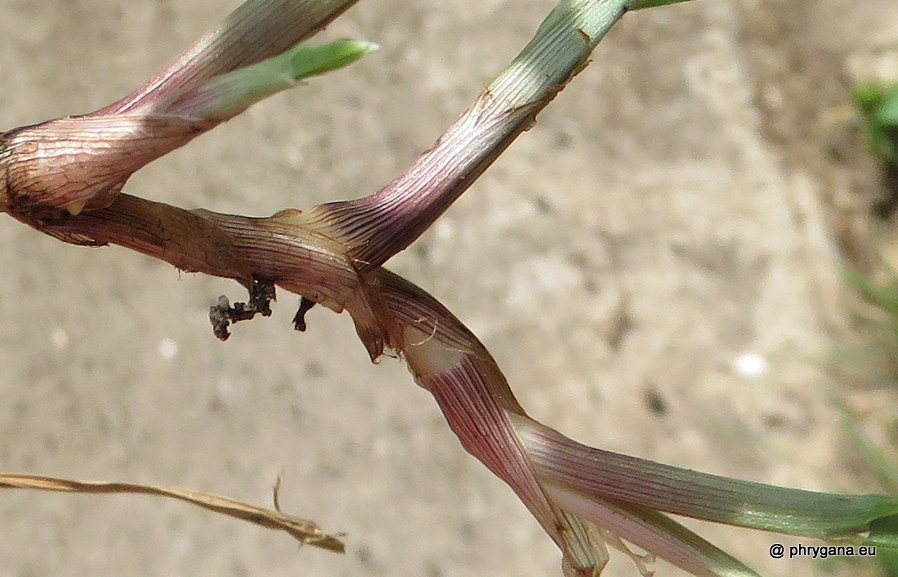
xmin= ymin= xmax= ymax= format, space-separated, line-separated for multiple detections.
xmin=156 ymin=39 xmax=377 ymax=120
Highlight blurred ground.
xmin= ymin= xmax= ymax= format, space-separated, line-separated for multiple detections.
xmin=1 ymin=1 xmax=898 ymax=576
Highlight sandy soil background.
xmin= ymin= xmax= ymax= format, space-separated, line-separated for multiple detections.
xmin=2 ymin=1 xmax=898 ymax=576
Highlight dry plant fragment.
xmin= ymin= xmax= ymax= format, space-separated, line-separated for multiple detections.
xmin=0 ymin=473 xmax=345 ymax=553
xmin=210 ymin=278 xmax=277 ymax=340
xmin=292 ymin=297 xmax=318 ymax=332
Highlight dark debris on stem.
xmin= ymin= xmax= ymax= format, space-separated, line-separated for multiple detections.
xmin=209 ymin=278 xmax=276 ymax=341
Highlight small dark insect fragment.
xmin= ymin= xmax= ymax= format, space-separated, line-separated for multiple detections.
xmin=209 ymin=278 xmax=276 ymax=341
xmin=292 ymin=297 xmax=317 ymax=332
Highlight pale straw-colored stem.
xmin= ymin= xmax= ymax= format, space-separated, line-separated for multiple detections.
xmin=0 ymin=473 xmax=345 ymax=553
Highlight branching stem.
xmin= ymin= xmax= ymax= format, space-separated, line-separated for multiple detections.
xmin=8 ymin=2 xmax=893 ymax=577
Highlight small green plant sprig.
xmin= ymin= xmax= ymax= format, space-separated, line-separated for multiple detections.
xmin=855 ymin=82 xmax=898 ymax=171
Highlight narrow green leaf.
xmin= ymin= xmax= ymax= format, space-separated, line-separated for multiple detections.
xmin=157 ymin=39 xmax=378 ymax=120
xmin=870 ymin=514 xmax=898 ymax=548
xmin=627 ymin=0 xmax=694 ymax=9
xmin=286 ymin=39 xmax=380 ymax=79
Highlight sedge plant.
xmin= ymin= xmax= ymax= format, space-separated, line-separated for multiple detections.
xmin=2 ymin=1 xmax=897 ymax=576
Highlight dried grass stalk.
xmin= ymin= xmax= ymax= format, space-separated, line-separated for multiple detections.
xmin=0 ymin=473 xmax=345 ymax=553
